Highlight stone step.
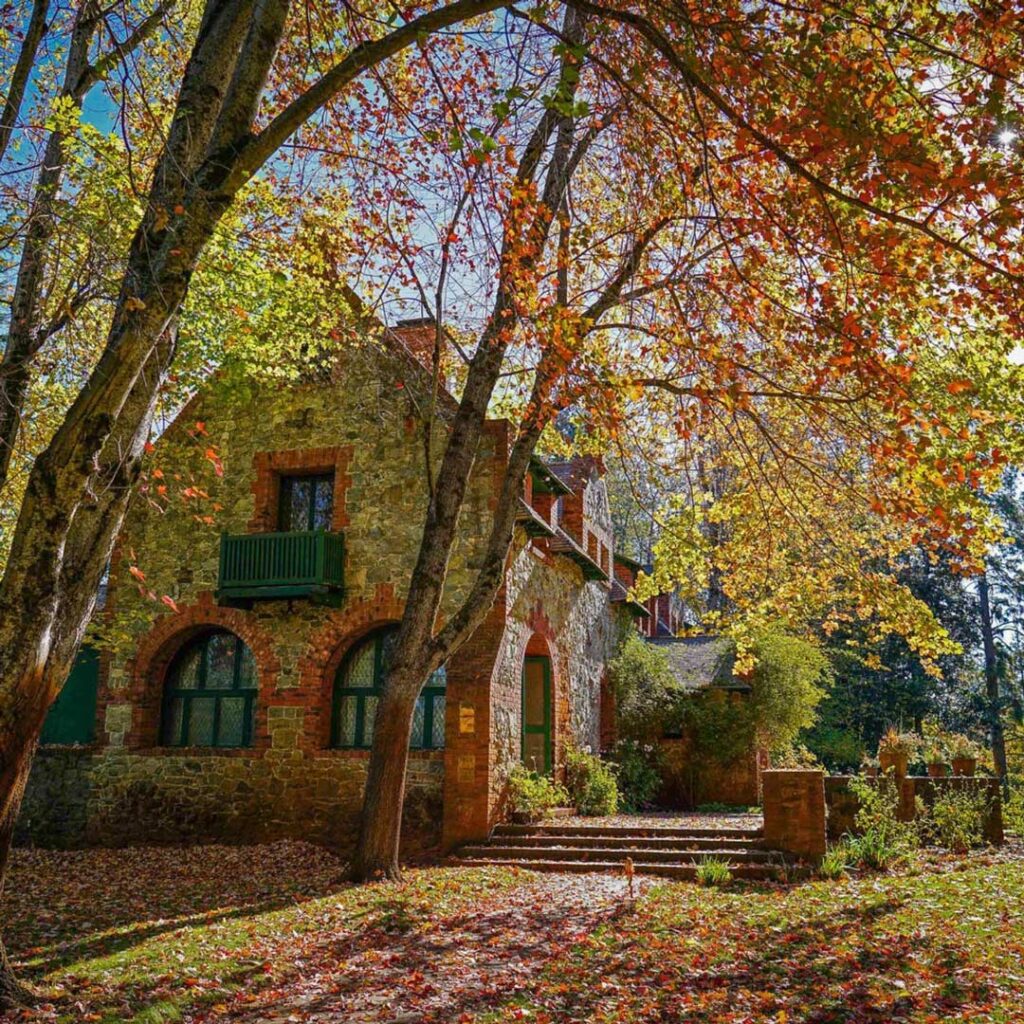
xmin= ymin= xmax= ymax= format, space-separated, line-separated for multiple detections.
xmin=458 ymin=844 xmax=782 ymax=864
xmin=495 ymin=823 xmax=763 ymax=841
xmin=452 ymin=857 xmax=801 ymax=881
xmin=488 ymin=833 xmax=768 ymax=852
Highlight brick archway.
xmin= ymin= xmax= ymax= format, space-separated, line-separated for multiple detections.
xmin=517 ymin=602 xmax=570 ymax=781
xmin=123 ymin=591 xmax=281 ymax=749
xmin=295 ymin=583 xmax=405 ymax=749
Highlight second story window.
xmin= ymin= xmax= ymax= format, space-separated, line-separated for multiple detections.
xmin=279 ymin=473 xmax=334 ymax=532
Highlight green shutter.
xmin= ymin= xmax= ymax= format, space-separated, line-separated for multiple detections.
xmin=41 ymin=646 xmax=99 ymax=745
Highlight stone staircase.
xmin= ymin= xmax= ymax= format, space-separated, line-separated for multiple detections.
xmin=451 ymin=820 xmax=802 ymax=881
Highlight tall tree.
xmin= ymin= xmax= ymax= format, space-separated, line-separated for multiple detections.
xmin=0 ymin=0 xmax=512 ymax=1007
xmin=348 ymin=0 xmax=1024 ymax=876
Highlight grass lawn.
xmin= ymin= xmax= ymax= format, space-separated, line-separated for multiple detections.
xmin=3 ymin=840 xmax=1023 ymax=1023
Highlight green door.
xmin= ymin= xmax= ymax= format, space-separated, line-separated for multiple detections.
xmin=521 ymin=655 xmax=552 ymax=774
xmin=41 ymin=646 xmax=99 ymax=745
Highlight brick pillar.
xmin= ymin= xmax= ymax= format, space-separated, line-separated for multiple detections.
xmin=762 ymin=769 xmax=827 ymax=862
xmin=442 ymin=604 xmax=504 ymax=851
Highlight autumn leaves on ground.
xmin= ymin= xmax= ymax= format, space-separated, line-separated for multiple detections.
xmin=4 ymin=840 xmax=1024 ymax=1024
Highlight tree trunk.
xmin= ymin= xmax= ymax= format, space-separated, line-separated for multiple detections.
xmin=0 ymin=749 xmax=36 ymax=1011
xmin=978 ymin=573 xmax=1008 ymax=788
xmin=350 ymin=685 xmax=418 ymax=881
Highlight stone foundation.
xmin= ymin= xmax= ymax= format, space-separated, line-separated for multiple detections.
xmin=17 ymin=746 xmax=444 ymax=856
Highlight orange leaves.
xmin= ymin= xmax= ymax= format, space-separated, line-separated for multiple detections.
xmin=946 ymin=378 xmax=975 ymax=395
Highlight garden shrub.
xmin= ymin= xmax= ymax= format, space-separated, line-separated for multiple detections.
xmin=846 ymin=774 xmax=919 ymax=870
xmin=565 ymin=745 xmax=619 ymax=816
xmin=609 ymin=739 xmax=662 ymax=811
xmin=1006 ymin=785 xmax=1024 ymax=836
xmin=694 ymin=856 xmax=732 ymax=887
xmin=609 ymin=633 xmax=681 ymax=743
xmin=926 ymin=787 xmax=990 ymax=853
xmin=506 ymin=764 xmax=568 ymax=822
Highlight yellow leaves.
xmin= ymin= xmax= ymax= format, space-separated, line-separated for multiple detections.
xmin=124 ymin=296 xmax=147 ymax=312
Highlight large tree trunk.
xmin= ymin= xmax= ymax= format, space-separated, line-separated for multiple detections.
xmin=0 ymin=751 xmax=35 ymax=1011
xmin=351 ymin=685 xmax=418 ymax=881
xmin=978 ymin=573 xmax=1008 ymax=788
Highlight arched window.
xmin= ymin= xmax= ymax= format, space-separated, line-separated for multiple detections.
xmin=331 ymin=626 xmax=446 ymax=749
xmin=161 ymin=630 xmax=257 ymax=747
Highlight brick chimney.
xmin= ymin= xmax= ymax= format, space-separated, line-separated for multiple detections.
xmin=391 ymin=316 xmax=442 ymax=372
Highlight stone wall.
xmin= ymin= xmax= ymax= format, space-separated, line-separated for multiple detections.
xmin=825 ymin=774 xmax=1004 ymax=845
xmin=18 ymin=746 xmax=444 ymax=855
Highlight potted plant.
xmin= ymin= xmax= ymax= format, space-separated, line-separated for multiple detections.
xmin=948 ymin=735 xmax=979 ymax=777
xmin=923 ymin=741 xmax=949 ymax=778
xmin=877 ymin=729 xmax=917 ymax=778
xmin=506 ymin=763 xmax=569 ymax=824
xmin=860 ymin=755 xmax=880 ymax=779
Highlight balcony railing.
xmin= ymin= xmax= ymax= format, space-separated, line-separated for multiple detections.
xmin=217 ymin=530 xmax=345 ymax=604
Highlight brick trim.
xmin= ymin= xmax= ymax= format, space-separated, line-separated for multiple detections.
xmin=249 ymin=446 xmax=354 ymax=532
xmin=295 ymin=583 xmax=406 ymax=749
xmin=123 ymin=591 xmax=281 ymax=750
xmin=520 ymin=601 xmax=570 ymax=782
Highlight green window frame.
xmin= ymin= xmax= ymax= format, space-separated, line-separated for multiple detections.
xmin=331 ymin=626 xmax=446 ymax=750
xmin=161 ymin=630 xmax=257 ymax=748
xmin=278 ymin=473 xmax=334 ymax=532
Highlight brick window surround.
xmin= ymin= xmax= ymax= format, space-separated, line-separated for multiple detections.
xmin=249 ymin=446 xmax=353 ymax=532
xmin=121 ymin=592 xmax=281 ymax=751
xmin=295 ymin=583 xmax=408 ymax=751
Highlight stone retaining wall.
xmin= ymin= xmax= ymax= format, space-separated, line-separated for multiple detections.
xmin=17 ymin=745 xmax=444 ymax=855
xmin=825 ymin=774 xmax=1004 ymax=845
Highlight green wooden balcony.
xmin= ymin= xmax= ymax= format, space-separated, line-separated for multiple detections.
xmin=216 ymin=530 xmax=345 ymax=605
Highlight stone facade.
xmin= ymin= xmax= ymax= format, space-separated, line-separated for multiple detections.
xmin=20 ymin=330 xmax=637 ymax=854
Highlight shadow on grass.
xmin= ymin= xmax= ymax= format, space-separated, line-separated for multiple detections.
xmin=222 ymin=882 xmax=985 ymax=1024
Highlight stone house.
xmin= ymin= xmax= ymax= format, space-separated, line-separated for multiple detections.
xmin=20 ymin=321 xmax=664 ymax=855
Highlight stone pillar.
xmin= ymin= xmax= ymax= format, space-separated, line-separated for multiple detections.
xmin=762 ymin=769 xmax=827 ymax=862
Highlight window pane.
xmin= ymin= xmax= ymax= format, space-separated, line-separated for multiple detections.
xmin=431 ymin=695 xmax=446 ymax=748
xmin=336 ymin=695 xmax=358 ymax=746
xmin=523 ymin=660 xmax=547 ymax=727
xmin=282 ymin=476 xmax=312 ymax=532
xmin=524 ymin=732 xmax=546 ymax=772
xmin=345 ymin=642 xmax=376 ymax=688
xmin=172 ymin=645 xmax=201 ymax=690
xmin=163 ymin=697 xmax=184 ymax=745
xmin=379 ymin=629 xmax=398 ymax=677
xmin=312 ymin=476 xmax=334 ymax=530
xmin=237 ymin=643 xmax=257 ymax=689
xmin=411 ymin=695 xmax=426 ymax=749
xmin=362 ymin=695 xmax=378 ymax=744
xmin=205 ymin=633 xmax=237 ymax=689
xmin=217 ymin=696 xmax=247 ymax=747
xmin=429 ymin=664 xmax=447 ymax=690
xmin=188 ymin=697 xmax=216 ymax=746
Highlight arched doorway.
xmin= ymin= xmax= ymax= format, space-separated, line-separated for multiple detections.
xmin=522 ymin=645 xmax=553 ymax=774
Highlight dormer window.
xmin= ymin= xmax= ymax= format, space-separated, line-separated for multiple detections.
xmin=279 ymin=473 xmax=334 ymax=531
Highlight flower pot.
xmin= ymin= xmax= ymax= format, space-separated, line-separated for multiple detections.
xmin=879 ymin=751 xmax=908 ymax=777
xmin=927 ymin=762 xmax=948 ymax=778
xmin=951 ymin=757 xmax=977 ymax=777
xmin=863 ymin=766 xmax=879 ymax=779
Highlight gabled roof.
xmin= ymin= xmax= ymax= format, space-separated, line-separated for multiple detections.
xmin=648 ymin=636 xmax=748 ymax=693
